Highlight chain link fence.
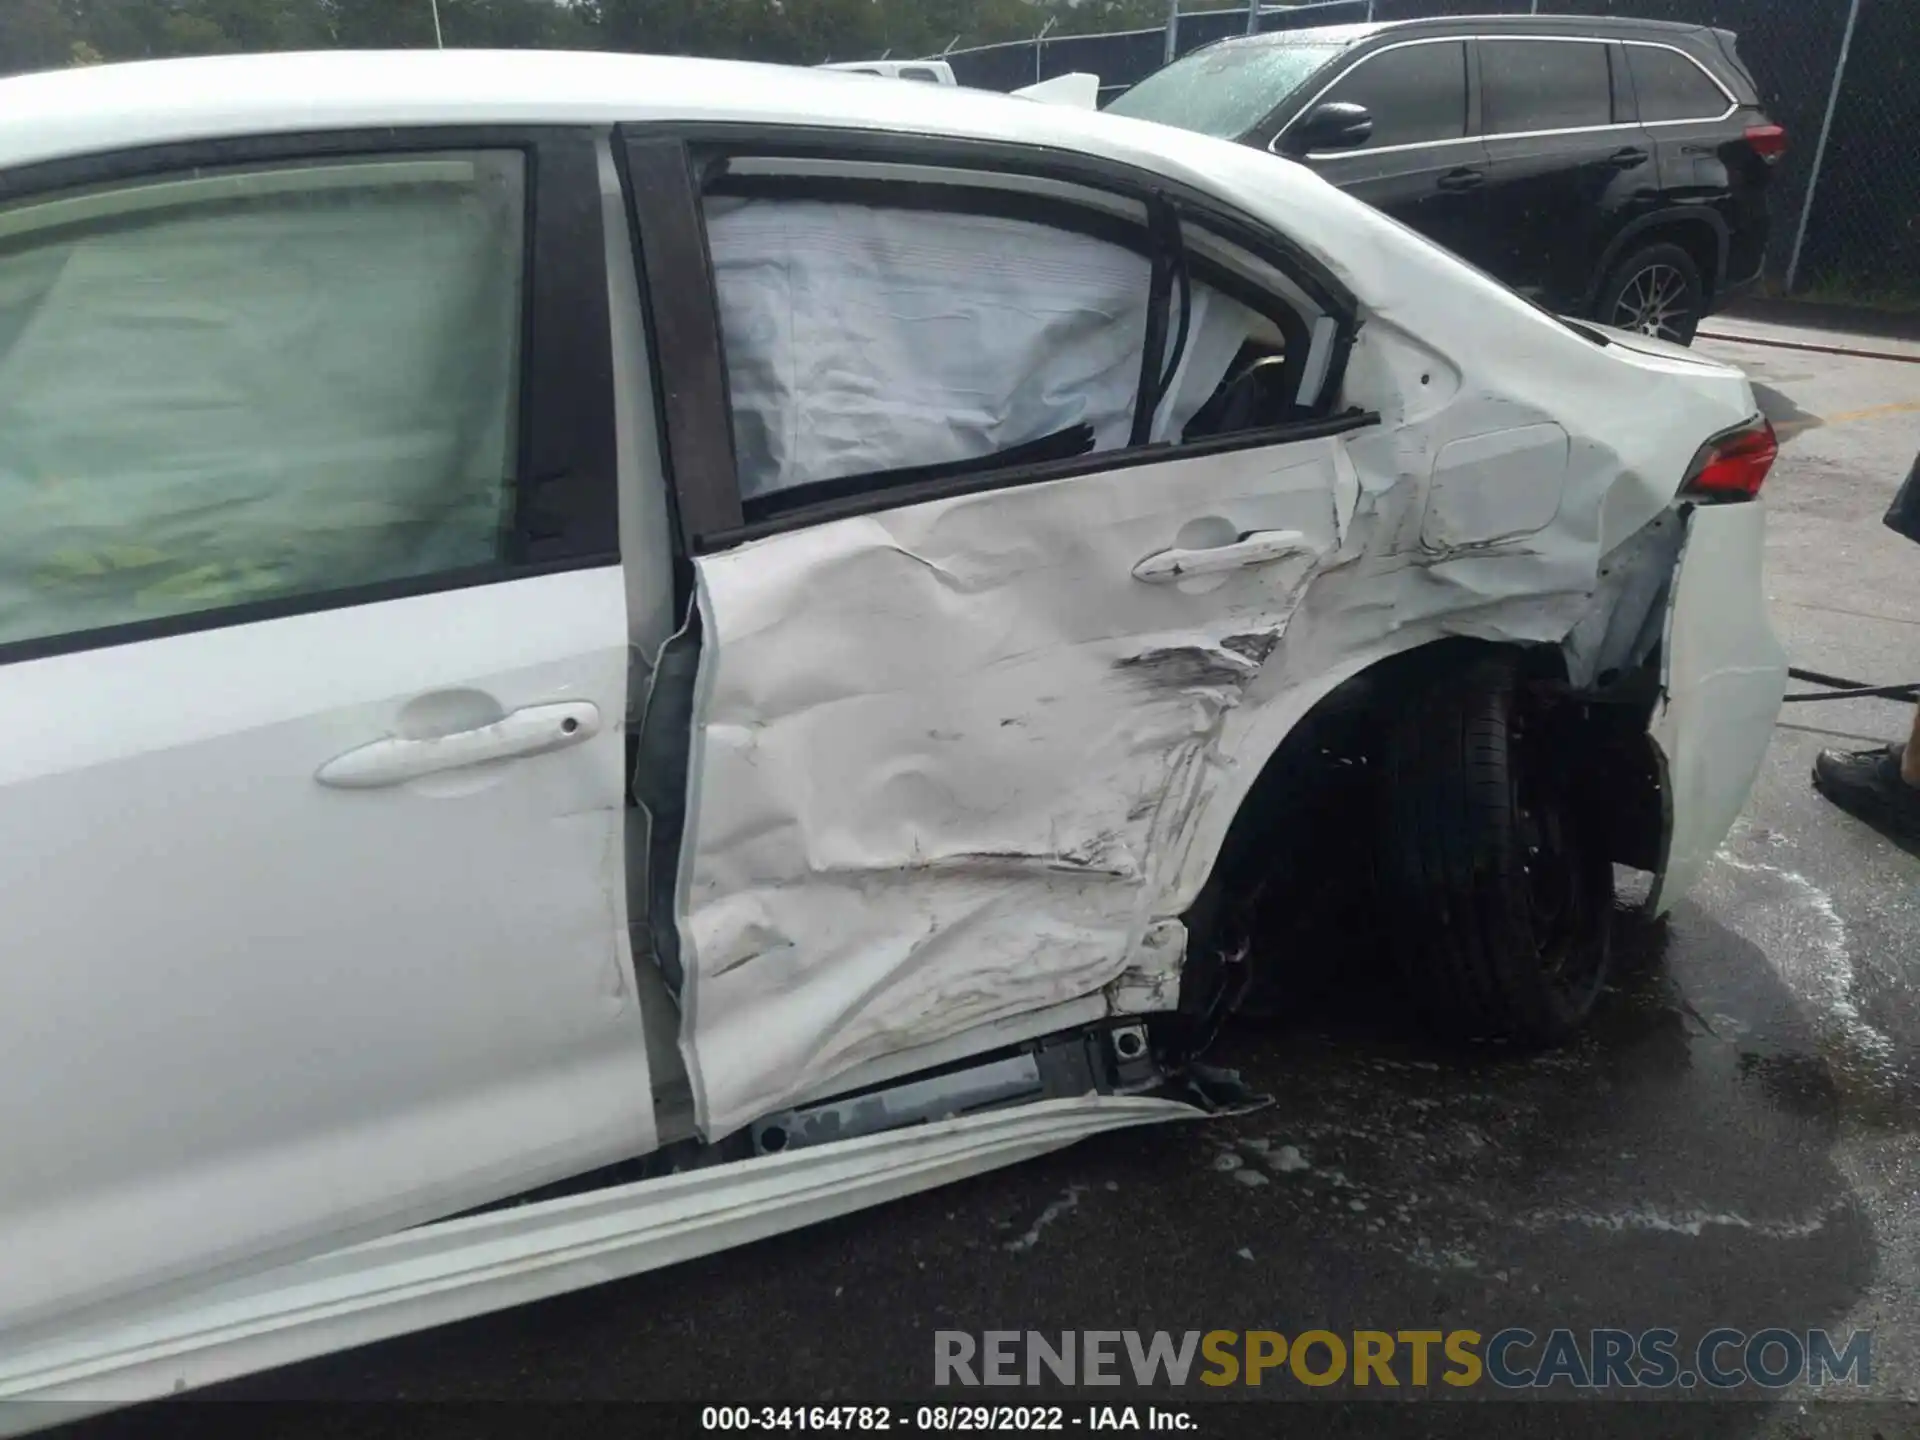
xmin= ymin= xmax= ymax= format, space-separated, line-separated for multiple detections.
xmin=921 ymin=0 xmax=1916 ymax=303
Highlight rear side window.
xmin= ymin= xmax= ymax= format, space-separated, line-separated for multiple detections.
xmin=1626 ymin=45 xmax=1732 ymax=122
xmin=1480 ymin=39 xmax=1613 ymax=135
xmin=701 ymin=184 xmax=1318 ymax=512
xmin=707 ymin=199 xmax=1156 ymax=500
xmin=1317 ymin=41 xmax=1468 ymax=150
xmin=0 ymin=152 xmax=525 ymax=651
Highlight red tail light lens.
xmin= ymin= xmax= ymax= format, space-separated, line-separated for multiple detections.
xmin=1745 ymin=123 xmax=1788 ymax=162
xmin=1683 ymin=417 xmax=1778 ymax=500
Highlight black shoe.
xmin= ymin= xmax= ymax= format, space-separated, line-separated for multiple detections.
xmin=1812 ymin=744 xmax=1920 ymax=842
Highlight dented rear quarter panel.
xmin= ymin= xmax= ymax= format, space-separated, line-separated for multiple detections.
xmin=673 ymin=123 xmax=1776 ymax=1138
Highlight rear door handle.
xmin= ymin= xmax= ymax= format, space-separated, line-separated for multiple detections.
xmin=1436 ymin=167 xmax=1486 ymax=191
xmin=316 ymin=701 xmax=601 ymax=789
xmin=1133 ymin=529 xmax=1313 ymax=583
xmin=1608 ymin=147 xmax=1651 ymax=168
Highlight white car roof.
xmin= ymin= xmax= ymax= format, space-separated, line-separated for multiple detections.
xmin=0 ymin=48 xmax=1583 ymax=386
xmin=0 ymin=48 xmax=1294 ymax=200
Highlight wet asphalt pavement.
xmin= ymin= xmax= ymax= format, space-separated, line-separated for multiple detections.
xmin=78 ymin=325 xmax=1920 ymax=1438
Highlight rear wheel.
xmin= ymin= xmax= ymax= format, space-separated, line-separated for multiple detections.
xmin=1597 ymin=242 xmax=1704 ymax=346
xmin=1373 ymin=655 xmax=1613 ymax=1044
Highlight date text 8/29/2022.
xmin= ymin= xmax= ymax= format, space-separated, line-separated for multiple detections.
xmin=701 ymin=1406 xmax=1195 ymax=1432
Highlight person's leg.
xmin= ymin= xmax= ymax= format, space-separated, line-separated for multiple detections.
xmin=1814 ymin=703 xmax=1920 ymax=841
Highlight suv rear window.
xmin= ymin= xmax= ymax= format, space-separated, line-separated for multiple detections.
xmin=1480 ymin=38 xmax=1613 ymax=135
xmin=1626 ymin=45 xmax=1731 ymax=122
xmin=1105 ymin=40 xmax=1345 ymax=140
xmin=1315 ymin=40 xmax=1468 ymax=150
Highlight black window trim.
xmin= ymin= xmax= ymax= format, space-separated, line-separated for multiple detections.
xmin=1608 ymin=40 xmax=1639 ymax=128
xmin=1272 ymin=31 xmax=1737 ymax=157
xmin=617 ymin=122 xmax=1361 ymax=557
xmin=671 ymin=125 xmax=1354 ymax=314
xmin=1272 ymin=35 xmax=1483 ymax=159
xmin=701 ymin=408 xmax=1382 ymax=554
xmin=0 ymin=124 xmax=618 ymax=671
xmin=1620 ymin=39 xmax=1742 ymax=126
xmin=619 ymin=136 xmax=745 ymax=543
xmin=1477 ymin=34 xmax=1619 ymax=141
xmin=1285 ymin=34 xmax=1477 ymax=159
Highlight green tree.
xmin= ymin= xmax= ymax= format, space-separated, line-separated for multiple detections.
xmin=439 ymin=0 xmax=600 ymax=48
xmin=10 ymin=0 xmax=1182 ymax=76
xmin=0 ymin=0 xmax=78 ymax=75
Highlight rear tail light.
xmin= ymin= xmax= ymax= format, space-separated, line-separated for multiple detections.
xmin=1683 ymin=416 xmax=1778 ymax=500
xmin=1745 ymin=123 xmax=1788 ymax=163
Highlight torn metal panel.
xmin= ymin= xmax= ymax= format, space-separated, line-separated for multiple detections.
xmin=1107 ymin=919 xmax=1185 ymax=1015
xmin=676 ymin=439 xmax=1344 ymax=1137
xmin=674 ymin=148 xmax=1777 ymax=1140
xmin=1164 ymin=317 xmax=1762 ymax=913
xmin=1559 ymin=509 xmax=1685 ymax=690
xmin=632 ymin=613 xmax=703 ymax=996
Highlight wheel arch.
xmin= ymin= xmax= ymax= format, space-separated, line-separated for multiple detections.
xmin=1169 ymin=633 xmax=1666 ymax=1047
xmin=1586 ymin=209 xmax=1732 ymax=313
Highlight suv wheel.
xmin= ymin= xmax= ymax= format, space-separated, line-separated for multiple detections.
xmin=1597 ymin=242 xmax=1704 ymax=346
xmin=1372 ymin=655 xmax=1614 ymax=1045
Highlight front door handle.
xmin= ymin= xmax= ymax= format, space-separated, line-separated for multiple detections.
xmin=1133 ymin=529 xmax=1313 ymax=583
xmin=316 ymin=701 xmax=602 ymax=789
xmin=1436 ymin=166 xmax=1486 ymax=191
xmin=1608 ymin=146 xmax=1651 ymax=168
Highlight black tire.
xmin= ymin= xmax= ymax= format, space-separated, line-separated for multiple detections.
xmin=1596 ymin=242 xmax=1705 ymax=346
xmin=1372 ymin=655 xmax=1613 ymax=1044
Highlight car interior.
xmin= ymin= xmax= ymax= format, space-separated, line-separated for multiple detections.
xmin=695 ymin=155 xmax=1342 ymax=523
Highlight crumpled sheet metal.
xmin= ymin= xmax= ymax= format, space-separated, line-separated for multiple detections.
xmin=674 ymin=182 xmax=1764 ymax=1138
xmin=678 ymin=442 xmax=1342 ymax=1136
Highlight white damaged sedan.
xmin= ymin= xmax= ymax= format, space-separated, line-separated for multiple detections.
xmin=0 ymin=49 xmax=1785 ymax=1417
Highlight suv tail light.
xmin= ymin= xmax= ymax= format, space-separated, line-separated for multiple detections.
xmin=1683 ymin=417 xmax=1778 ymax=500
xmin=1745 ymin=123 xmax=1788 ymax=163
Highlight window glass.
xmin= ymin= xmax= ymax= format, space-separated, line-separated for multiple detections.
xmin=0 ymin=152 xmax=524 ymax=650
xmin=1627 ymin=45 xmax=1731 ymax=122
xmin=1481 ymin=39 xmax=1613 ymax=135
xmin=704 ymin=195 xmax=1270 ymax=501
xmin=898 ymin=67 xmax=940 ymax=83
xmin=1104 ymin=40 xmax=1346 ymax=140
xmin=1317 ymin=41 xmax=1468 ymax=150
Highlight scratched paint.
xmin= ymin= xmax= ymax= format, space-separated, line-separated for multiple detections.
xmin=668 ymin=178 xmax=1786 ymax=1139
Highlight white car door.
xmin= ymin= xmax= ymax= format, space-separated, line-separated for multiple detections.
xmin=0 ymin=132 xmax=656 ymax=1336
xmin=619 ymin=132 xmax=1368 ymax=1138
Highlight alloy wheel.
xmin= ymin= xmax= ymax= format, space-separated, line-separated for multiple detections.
xmin=1611 ymin=262 xmax=1694 ymax=343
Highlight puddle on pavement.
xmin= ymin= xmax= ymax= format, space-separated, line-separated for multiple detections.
xmin=1200 ymin=844 xmax=1918 ymax=1270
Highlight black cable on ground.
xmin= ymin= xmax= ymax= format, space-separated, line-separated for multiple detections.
xmin=1784 ymin=666 xmax=1920 ymax=705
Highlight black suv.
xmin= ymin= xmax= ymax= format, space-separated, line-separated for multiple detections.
xmin=1105 ymin=16 xmax=1785 ymax=344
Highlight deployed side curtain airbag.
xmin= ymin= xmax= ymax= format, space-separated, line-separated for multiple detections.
xmin=704 ymin=196 xmax=1252 ymax=500
xmin=0 ymin=155 xmax=524 ymax=649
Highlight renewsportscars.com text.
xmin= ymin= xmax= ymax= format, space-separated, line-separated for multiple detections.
xmin=933 ymin=1329 xmax=1872 ymax=1391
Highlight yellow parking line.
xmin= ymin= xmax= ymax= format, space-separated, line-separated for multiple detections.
xmin=1776 ymin=399 xmax=1920 ymax=437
